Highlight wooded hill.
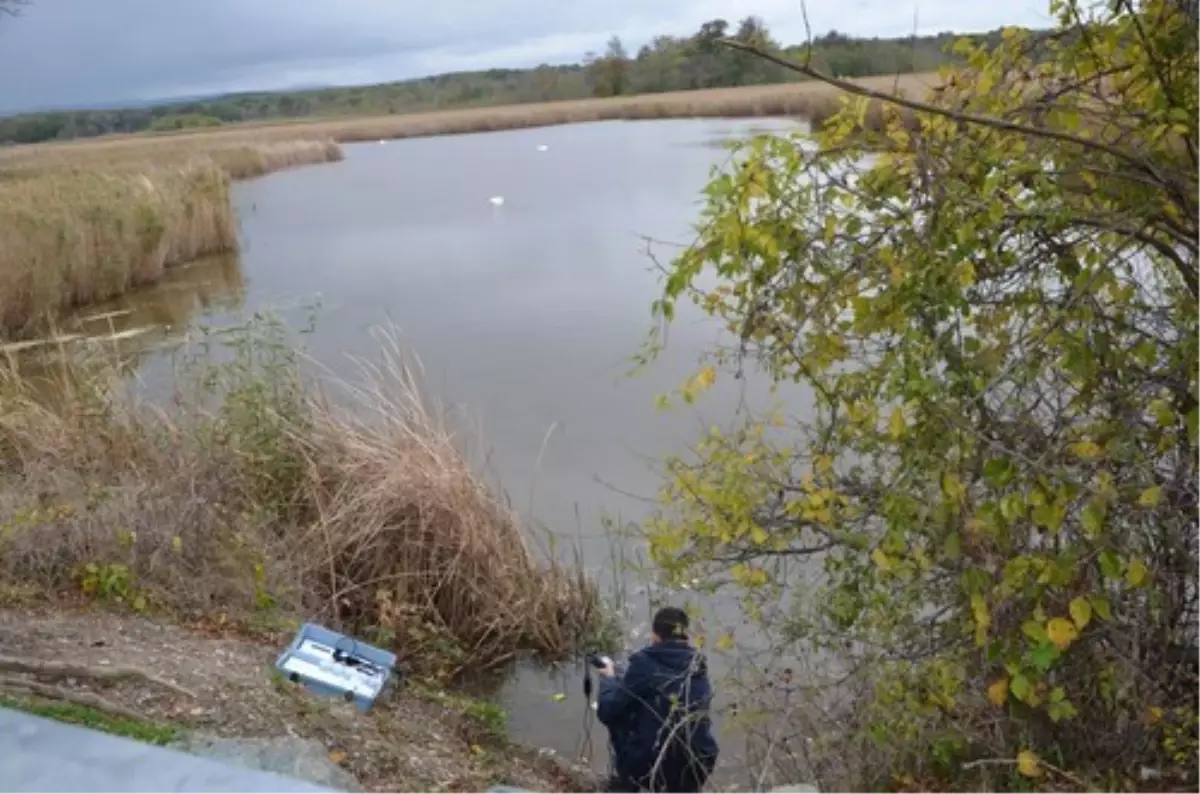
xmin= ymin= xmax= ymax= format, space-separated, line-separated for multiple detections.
xmin=0 ymin=18 xmax=1007 ymax=144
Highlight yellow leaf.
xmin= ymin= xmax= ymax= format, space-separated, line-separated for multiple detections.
xmin=888 ymin=408 xmax=906 ymax=440
xmin=956 ymin=261 xmax=976 ymax=288
xmin=1137 ymin=486 xmax=1163 ymax=508
xmin=1144 ymin=706 xmax=1164 ymax=725
xmin=1068 ymin=440 xmax=1102 ymax=460
xmin=694 ymin=365 xmax=717 ymax=390
xmin=971 ymin=594 xmax=991 ymax=647
xmin=987 ymin=676 xmax=1009 ymax=707
xmin=1126 ymin=558 xmax=1148 ymax=587
xmin=171 ymin=536 xmax=183 ymax=554
xmin=823 ymin=213 xmax=837 ymax=243
xmin=1046 ymin=617 xmax=1078 ymax=651
xmin=871 ymin=548 xmax=894 ymax=571
xmin=551 ymin=692 xmax=567 ymax=702
xmin=1069 ymin=597 xmax=1092 ymax=630
xmin=470 ymin=744 xmax=484 ymax=756
xmin=912 ymin=545 xmax=931 ymax=571
xmin=941 ymin=472 xmax=965 ymax=501
xmin=716 ymin=634 xmax=735 ymax=651
xmin=328 ymin=750 xmax=347 ymax=765
xmin=1017 ymin=750 xmax=1042 ymax=778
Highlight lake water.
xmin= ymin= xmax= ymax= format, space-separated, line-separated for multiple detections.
xmin=62 ymin=118 xmax=815 ymax=783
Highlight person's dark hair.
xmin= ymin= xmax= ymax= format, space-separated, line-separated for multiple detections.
xmin=652 ymin=606 xmax=689 ymax=641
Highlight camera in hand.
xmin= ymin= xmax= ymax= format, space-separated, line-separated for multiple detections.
xmin=587 ymin=653 xmax=612 ymax=669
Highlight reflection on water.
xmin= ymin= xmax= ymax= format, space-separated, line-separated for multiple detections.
xmin=2 ymin=253 xmax=245 ymax=381
xmin=71 ymin=252 xmax=246 ymax=336
xmin=686 ymin=119 xmax=804 ymax=149
xmin=9 ymin=119 xmax=809 ymax=784
xmin=220 ymin=119 xmax=812 ymax=783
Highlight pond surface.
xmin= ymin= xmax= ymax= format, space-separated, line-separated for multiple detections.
xmin=67 ymin=118 xmax=817 ymax=782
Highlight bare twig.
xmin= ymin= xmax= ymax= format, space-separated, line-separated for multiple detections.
xmin=714 ymin=37 xmax=1177 ymax=188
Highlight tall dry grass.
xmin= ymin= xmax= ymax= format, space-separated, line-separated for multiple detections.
xmin=0 ymin=140 xmax=342 ymax=336
xmin=0 ymin=164 xmax=235 ymax=334
xmin=0 ymin=319 xmax=606 ymax=675
xmin=0 ymin=75 xmax=935 ymax=169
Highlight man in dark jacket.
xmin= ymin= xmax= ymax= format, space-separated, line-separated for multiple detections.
xmin=596 ymin=607 xmax=719 ymax=793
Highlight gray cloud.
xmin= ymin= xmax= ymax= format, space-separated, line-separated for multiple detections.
xmin=0 ymin=0 xmax=1051 ymax=113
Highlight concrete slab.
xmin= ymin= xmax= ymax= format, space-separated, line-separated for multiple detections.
xmin=0 ymin=707 xmax=335 ymax=792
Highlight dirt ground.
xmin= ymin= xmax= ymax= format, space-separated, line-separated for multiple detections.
xmin=0 ymin=606 xmax=595 ymax=792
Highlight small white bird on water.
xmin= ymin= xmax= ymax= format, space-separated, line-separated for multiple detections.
xmin=536 ymin=144 xmax=549 ymax=152
xmin=489 ymin=195 xmax=505 ymax=206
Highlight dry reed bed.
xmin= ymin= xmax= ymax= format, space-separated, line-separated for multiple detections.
xmin=0 ymin=140 xmax=341 ymax=336
xmin=0 ymin=164 xmax=235 ymax=334
xmin=0 ymin=326 xmax=603 ymax=674
xmin=0 ymin=74 xmax=935 ymax=168
xmin=248 ymin=74 xmax=931 ymax=143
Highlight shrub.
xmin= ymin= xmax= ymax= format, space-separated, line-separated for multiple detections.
xmin=644 ymin=1 xmax=1197 ymax=789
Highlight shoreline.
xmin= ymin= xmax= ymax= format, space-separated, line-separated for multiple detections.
xmin=0 ymin=606 xmax=597 ymax=792
xmin=0 ymin=75 xmax=935 ymax=336
xmin=5 ymin=75 xmax=935 ymax=156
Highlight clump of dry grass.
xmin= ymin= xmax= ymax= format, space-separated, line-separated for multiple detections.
xmin=0 ymin=320 xmax=606 ymax=675
xmin=0 ymin=164 xmax=236 ymax=335
xmin=0 ymin=139 xmax=342 ymax=337
xmin=0 ymin=136 xmax=344 ymax=178
xmin=297 ymin=333 xmax=603 ymax=670
xmin=203 ymin=138 xmax=344 ymax=180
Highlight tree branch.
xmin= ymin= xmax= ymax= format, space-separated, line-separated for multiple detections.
xmin=715 ymin=37 xmax=1178 ymax=191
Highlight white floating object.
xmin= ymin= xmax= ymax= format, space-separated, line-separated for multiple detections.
xmin=378 ymin=139 xmax=387 ymax=145
xmin=536 ymin=144 xmax=549 ymax=152
xmin=489 ymin=195 xmax=504 ymax=206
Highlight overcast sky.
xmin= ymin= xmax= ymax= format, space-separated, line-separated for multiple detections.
xmin=0 ymin=0 xmax=1051 ymax=114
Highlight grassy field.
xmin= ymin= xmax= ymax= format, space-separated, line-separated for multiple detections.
xmin=0 ymin=75 xmax=936 ymax=337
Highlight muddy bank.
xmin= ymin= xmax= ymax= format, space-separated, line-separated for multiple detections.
xmin=0 ymin=608 xmax=595 ymax=792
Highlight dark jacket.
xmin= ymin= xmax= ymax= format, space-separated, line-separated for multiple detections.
xmin=597 ymin=640 xmax=719 ymax=791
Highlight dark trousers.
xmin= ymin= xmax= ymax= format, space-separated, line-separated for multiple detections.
xmin=606 ymin=754 xmax=716 ymax=793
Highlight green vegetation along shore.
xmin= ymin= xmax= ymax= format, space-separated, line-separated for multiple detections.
xmin=643 ymin=0 xmax=1198 ymax=790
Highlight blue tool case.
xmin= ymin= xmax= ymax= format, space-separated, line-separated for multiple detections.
xmin=274 ymin=623 xmax=398 ymax=711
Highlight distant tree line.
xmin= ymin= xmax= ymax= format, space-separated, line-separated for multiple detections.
xmin=0 ymin=18 xmax=1007 ymax=144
